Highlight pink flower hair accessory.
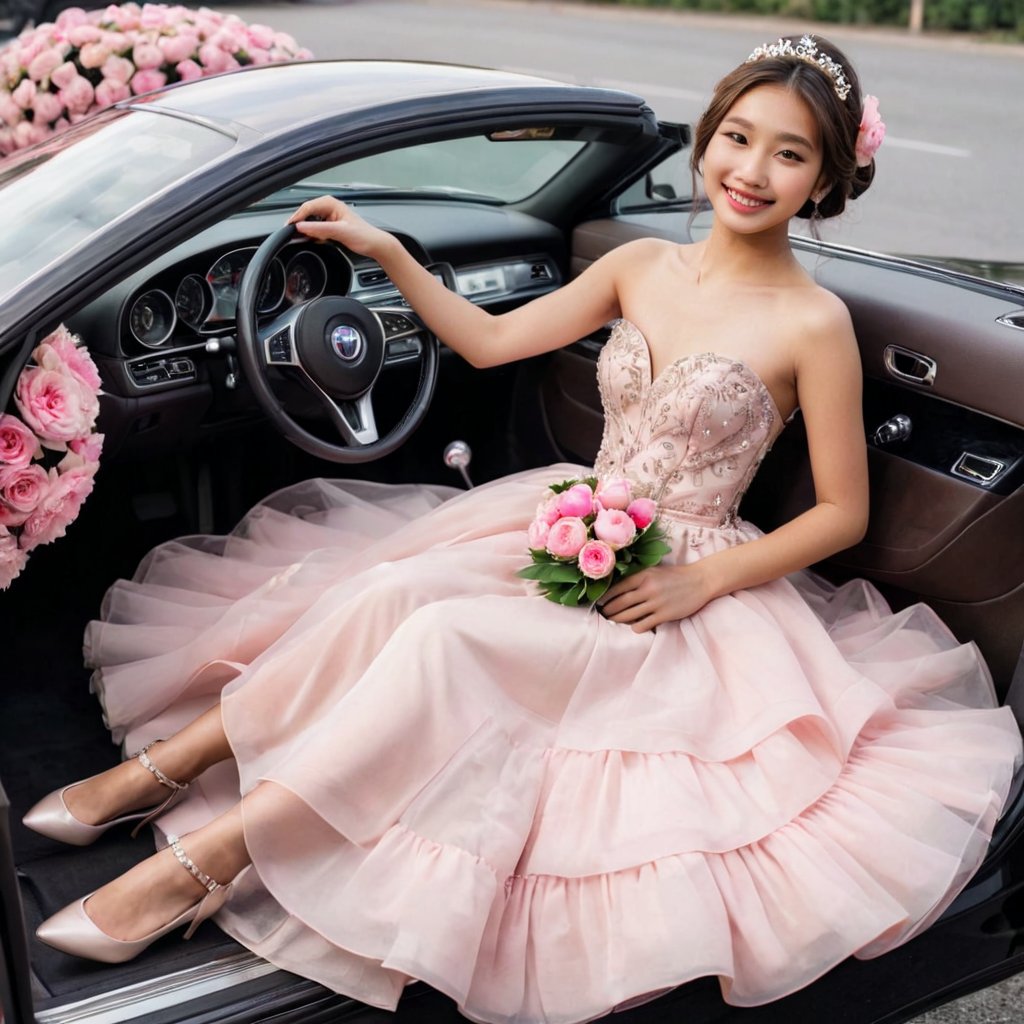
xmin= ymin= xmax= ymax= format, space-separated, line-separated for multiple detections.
xmin=0 ymin=325 xmax=103 ymax=588
xmin=856 ymin=95 xmax=885 ymax=168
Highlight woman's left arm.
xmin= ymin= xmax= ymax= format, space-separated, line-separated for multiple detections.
xmin=602 ymin=296 xmax=868 ymax=632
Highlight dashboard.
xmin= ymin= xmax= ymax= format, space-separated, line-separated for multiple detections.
xmin=67 ymin=201 xmax=566 ymax=457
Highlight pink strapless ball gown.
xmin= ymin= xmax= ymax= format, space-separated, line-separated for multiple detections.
xmin=85 ymin=319 xmax=1023 ymax=1024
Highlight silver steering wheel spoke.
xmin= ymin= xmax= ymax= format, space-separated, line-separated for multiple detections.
xmin=329 ymin=390 xmax=379 ymax=446
xmin=260 ymin=307 xmax=303 ymax=367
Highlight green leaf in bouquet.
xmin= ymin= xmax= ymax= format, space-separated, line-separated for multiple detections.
xmin=548 ymin=478 xmax=578 ymax=494
xmin=518 ymin=563 xmax=582 ymax=583
xmin=559 ymin=580 xmax=587 ymax=606
xmin=632 ymin=538 xmax=672 ymax=559
xmin=585 ymin=576 xmax=612 ymax=603
xmin=634 ymin=551 xmax=666 ymax=567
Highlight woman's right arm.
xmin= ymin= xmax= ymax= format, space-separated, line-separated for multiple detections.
xmin=288 ymin=196 xmax=643 ymax=369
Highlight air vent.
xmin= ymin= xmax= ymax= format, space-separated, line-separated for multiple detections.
xmin=357 ymin=267 xmax=390 ymax=288
xmin=530 ymin=263 xmax=551 ymax=281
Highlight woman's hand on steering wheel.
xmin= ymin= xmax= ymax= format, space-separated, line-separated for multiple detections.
xmin=288 ymin=197 xmax=394 ymax=261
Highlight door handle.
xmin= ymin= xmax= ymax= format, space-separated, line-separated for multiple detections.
xmin=884 ymin=345 xmax=937 ymax=386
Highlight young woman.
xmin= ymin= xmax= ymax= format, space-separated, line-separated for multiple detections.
xmin=25 ymin=34 xmax=1022 ymax=1024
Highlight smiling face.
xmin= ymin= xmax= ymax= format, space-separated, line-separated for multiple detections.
xmin=701 ymin=83 xmax=827 ymax=236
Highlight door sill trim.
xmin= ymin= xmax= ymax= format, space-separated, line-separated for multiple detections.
xmin=35 ymin=951 xmax=279 ymax=1024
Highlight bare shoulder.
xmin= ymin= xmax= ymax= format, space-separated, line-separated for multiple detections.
xmin=604 ymin=235 xmax=679 ymax=268
xmin=790 ymin=284 xmax=859 ymax=371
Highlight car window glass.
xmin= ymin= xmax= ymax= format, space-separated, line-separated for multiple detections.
xmin=613 ymin=146 xmax=694 ymax=213
xmin=0 ymin=111 xmax=233 ymax=301
xmin=288 ymin=134 xmax=588 ymax=203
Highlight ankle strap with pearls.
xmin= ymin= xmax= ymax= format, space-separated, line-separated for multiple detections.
xmin=136 ymin=742 xmax=189 ymax=793
xmin=167 ymin=834 xmax=220 ymax=893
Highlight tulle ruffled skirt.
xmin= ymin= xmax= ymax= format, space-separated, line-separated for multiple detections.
xmin=85 ymin=468 xmax=1022 ymax=1024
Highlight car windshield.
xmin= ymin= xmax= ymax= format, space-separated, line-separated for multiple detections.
xmin=0 ymin=110 xmax=234 ymax=301
xmin=266 ymin=132 xmax=589 ymax=205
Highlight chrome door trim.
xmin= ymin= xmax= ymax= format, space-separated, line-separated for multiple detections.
xmin=35 ymin=951 xmax=279 ymax=1024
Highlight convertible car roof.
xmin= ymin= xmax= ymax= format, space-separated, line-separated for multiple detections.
xmin=127 ymin=60 xmax=648 ymax=138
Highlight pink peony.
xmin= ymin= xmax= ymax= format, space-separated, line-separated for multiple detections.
xmin=545 ymin=517 xmax=588 ymax=559
xmin=158 ymin=32 xmax=198 ymax=65
xmin=58 ymin=74 xmax=94 ymax=114
xmin=526 ymin=517 xmax=550 ymax=551
xmin=246 ymin=23 xmax=275 ymax=49
xmin=95 ymin=78 xmax=132 ymax=106
xmin=0 ymin=463 xmax=49 ymax=526
xmin=55 ymin=8 xmax=90 ymax=31
xmin=31 ymin=90 xmax=64 ymax=125
xmin=175 ymin=58 xmax=203 ymax=82
xmin=856 ymin=95 xmax=886 ymax=168
xmin=578 ymin=540 xmax=616 ymax=580
xmin=626 ymin=497 xmax=657 ymax=530
xmin=0 ymin=414 xmax=42 ymax=468
xmin=595 ymin=477 xmax=632 ymax=511
xmin=101 ymin=55 xmax=135 ymax=84
xmin=197 ymin=42 xmax=236 ymax=73
xmin=0 ymin=94 xmax=22 ymax=128
xmin=67 ymin=24 xmax=103 ymax=47
xmin=13 ymin=120 xmax=46 ymax=148
xmin=27 ymin=48 xmax=66 ymax=82
xmin=11 ymin=78 xmax=36 ymax=110
xmin=19 ymin=465 xmax=95 ymax=551
xmin=0 ymin=526 xmax=28 ymax=590
xmin=140 ymin=3 xmax=170 ymax=29
xmin=556 ymin=483 xmax=594 ymax=519
xmin=245 ymin=46 xmax=271 ymax=66
xmin=535 ymin=493 xmax=561 ymax=527
xmin=130 ymin=68 xmax=166 ymax=94
xmin=78 ymin=42 xmax=113 ymax=70
xmin=102 ymin=3 xmax=141 ymax=31
xmin=14 ymin=366 xmax=99 ymax=442
xmin=593 ymin=508 xmax=636 ymax=550
xmin=35 ymin=329 xmax=102 ymax=389
xmin=132 ymin=41 xmax=164 ymax=70
xmin=50 ymin=60 xmax=79 ymax=89
xmin=69 ymin=432 xmax=104 ymax=462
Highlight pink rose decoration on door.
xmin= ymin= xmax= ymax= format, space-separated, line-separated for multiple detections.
xmin=0 ymin=325 xmax=103 ymax=588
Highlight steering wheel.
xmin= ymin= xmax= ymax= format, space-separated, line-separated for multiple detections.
xmin=235 ymin=224 xmax=439 ymax=463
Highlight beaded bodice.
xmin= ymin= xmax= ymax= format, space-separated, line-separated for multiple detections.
xmin=593 ymin=319 xmax=783 ymax=527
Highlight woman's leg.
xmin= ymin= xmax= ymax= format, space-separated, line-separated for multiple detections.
xmin=65 ymin=705 xmax=233 ymax=826
xmin=84 ymin=799 xmax=250 ymax=941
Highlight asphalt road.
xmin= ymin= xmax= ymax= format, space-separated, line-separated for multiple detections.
xmin=229 ymin=0 xmax=1024 ymax=267
xmin=228 ymin=2 xmax=1021 ymax=1019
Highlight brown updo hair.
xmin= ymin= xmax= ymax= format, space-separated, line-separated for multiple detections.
xmin=691 ymin=35 xmax=874 ymax=220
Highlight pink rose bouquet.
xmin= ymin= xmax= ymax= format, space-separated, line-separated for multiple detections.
xmin=518 ymin=476 xmax=670 ymax=607
xmin=0 ymin=324 xmax=103 ymax=588
xmin=0 ymin=3 xmax=314 ymax=157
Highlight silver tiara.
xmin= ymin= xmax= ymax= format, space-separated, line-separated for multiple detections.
xmin=745 ymin=35 xmax=851 ymax=101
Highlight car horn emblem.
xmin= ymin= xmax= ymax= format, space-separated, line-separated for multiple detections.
xmin=330 ymin=324 xmax=363 ymax=361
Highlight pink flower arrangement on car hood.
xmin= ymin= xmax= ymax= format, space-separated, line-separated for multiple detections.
xmin=0 ymin=3 xmax=314 ymax=157
xmin=0 ymin=325 xmax=103 ymax=589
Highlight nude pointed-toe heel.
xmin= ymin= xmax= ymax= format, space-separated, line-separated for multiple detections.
xmin=35 ymin=835 xmax=234 ymax=964
xmin=23 ymin=742 xmax=189 ymax=846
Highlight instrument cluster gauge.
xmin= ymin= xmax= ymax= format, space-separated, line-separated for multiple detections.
xmin=285 ymin=250 xmax=328 ymax=305
xmin=128 ymin=289 xmax=176 ymax=348
xmin=174 ymin=274 xmax=212 ymax=328
xmin=206 ymin=249 xmax=286 ymax=323
xmin=257 ymin=257 xmax=286 ymax=314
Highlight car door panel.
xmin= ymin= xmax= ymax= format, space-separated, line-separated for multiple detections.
xmin=532 ymin=218 xmax=1024 ymax=693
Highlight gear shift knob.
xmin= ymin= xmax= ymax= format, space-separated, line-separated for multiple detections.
xmin=443 ymin=440 xmax=473 ymax=489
